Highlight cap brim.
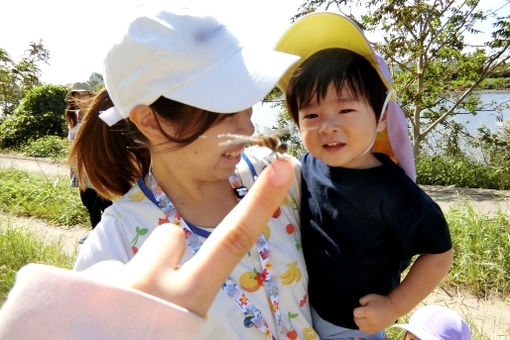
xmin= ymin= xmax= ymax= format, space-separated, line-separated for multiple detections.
xmin=393 ymin=324 xmax=442 ymax=340
xmin=164 ymin=47 xmax=299 ymax=113
xmin=274 ymin=12 xmax=390 ymax=93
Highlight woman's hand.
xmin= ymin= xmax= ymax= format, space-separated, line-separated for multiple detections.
xmin=85 ymin=158 xmax=295 ymax=316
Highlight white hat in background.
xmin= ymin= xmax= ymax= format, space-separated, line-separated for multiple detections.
xmin=393 ymin=305 xmax=472 ymax=340
xmin=70 ymin=82 xmax=92 ymax=92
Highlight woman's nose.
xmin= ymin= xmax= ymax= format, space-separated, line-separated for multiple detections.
xmin=238 ymin=108 xmax=254 ymax=136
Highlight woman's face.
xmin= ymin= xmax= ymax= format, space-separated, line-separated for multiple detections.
xmin=70 ymin=91 xmax=91 ymax=109
xmin=160 ymin=108 xmax=254 ymax=181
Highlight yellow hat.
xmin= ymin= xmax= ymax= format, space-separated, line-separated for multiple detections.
xmin=275 ymin=12 xmax=417 ymax=182
xmin=275 ymin=12 xmax=390 ymax=93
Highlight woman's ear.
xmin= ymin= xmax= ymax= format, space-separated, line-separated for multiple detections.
xmin=129 ymin=105 xmax=169 ymax=143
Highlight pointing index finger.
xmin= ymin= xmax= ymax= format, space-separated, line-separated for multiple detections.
xmin=179 ymin=158 xmax=295 ymax=314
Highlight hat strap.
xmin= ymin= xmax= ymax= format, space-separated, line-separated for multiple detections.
xmin=99 ymin=106 xmax=124 ymax=126
xmin=357 ymin=88 xmax=394 ymax=158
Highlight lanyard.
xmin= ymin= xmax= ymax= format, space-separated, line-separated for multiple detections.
xmin=143 ymin=154 xmax=284 ymax=339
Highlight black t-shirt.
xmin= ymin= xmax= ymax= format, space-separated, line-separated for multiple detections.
xmin=300 ymin=153 xmax=452 ymax=329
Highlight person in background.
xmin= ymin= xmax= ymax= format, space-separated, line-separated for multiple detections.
xmin=68 ymin=5 xmax=317 ymax=339
xmin=393 ymin=305 xmax=471 ymax=340
xmin=65 ymin=82 xmax=112 ymax=242
xmin=275 ymin=13 xmax=453 ymax=339
xmin=0 ymin=158 xmax=297 ymax=339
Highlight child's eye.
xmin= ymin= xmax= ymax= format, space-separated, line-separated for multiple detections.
xmin=303 ymin=113 xmax=318 ymax=119
xmin=339 ymin=109 xmax=353 ymax=114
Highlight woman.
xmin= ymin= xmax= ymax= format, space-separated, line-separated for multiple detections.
xmin=65 ymin=82 xmax=112 ymax=234
xmin=0 ymin=158 xmax=297 ymax=339
xmin=70 ymin=6 xmax=316 ymax=340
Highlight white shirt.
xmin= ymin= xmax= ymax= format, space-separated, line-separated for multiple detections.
xmin=74 ymin=147 xmax=316 ymax=340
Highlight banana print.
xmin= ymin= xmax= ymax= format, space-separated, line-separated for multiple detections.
xmin=284 ymin=193 xmax=297 ymax=210
xmin=128 ymin=189 xmax=146 ymax=201
xmin=279 ymin=261 xmax=301 ymax=285
xmin=303 ymin=327 xmax=318 ymax=340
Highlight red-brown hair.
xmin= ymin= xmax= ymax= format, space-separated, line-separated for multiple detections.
xmin=68 ymin=88 xmax=226 ymax=200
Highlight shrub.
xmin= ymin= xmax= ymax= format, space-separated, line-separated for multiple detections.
xmin=416 ymin=154 xmax=510 ymax=190
xmin=0 ymin=84 xmax=69 ymax=148
xmin=22 ymin=135 xmax=70 ymax=159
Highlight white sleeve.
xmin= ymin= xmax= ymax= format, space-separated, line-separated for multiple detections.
xmin=0 ymin=264 xmax=204 ymax=340
xmin=74 ymin=209 xmax=132 ymax=271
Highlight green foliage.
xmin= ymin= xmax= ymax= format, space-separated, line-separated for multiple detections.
xmin=0 ymin=227 xmax=75 ymax=303
xmin=444 ymin=205 xmax=510 ymax=299
xmin=469 ymin=123 xmax=510 ymax=167
xmin=0 ymin=41 xmax=49 ymax=116
xmin=0 ymin=168 xmax=88 ymax=227
xmin=0 ymin=84 xmax=68 ymax=148
xmin=416 ymin=154 xmax=510 ymax=190
xmin=22 ymin=135 xmax=70 ymax=159
xmin=479 ymin=77 xmax=510 ymax=89
xmin=290 ymin=0 xmax=510 ymax=156
xmin=273 ymin=107 xmax=307 ymax=158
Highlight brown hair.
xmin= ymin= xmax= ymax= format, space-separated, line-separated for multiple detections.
xmin=64 ymin=105 xmax=79 ymax=128
xmin=68 ymin=88 xmax=226 ymax=200
xmin=64 ymin=91 xmax=94 ymax=128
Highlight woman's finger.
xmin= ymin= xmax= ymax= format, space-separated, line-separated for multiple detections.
xmin=175 ymin=158 xmax=295 ymax=315
xmin=125 ymin=224 xmax=187 ymax=294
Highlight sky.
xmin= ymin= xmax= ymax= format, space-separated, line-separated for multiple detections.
xmin=0 ymin=0 xmax=304 ymax=85
xmin=1 ymin=0 xmax=508 ymax=86
xmin=1 ymin=0 xmax=508 ymax=130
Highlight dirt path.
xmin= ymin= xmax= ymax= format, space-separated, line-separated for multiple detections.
xmin=1 ymin=153 xmax=509 ymax=338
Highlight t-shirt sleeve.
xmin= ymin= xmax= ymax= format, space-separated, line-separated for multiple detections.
xmin=74 ymin=208 xmax=132 ymax=271
xmin=390 ymin=182 xmax=452 ymax=259
xmin=0 ymin=264 xmax=204 ymax=340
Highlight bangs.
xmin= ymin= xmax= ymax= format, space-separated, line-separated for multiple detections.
xmin=286 ymin=48 xmax=387 ymax=123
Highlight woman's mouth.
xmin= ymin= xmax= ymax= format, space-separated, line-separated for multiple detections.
xmin=222 ymin=147 xmax=244 ymax=158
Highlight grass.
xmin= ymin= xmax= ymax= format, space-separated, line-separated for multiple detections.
xmin=0 ymin=168 xmax=88 ymax=227
xmin=443 ymin=202 xmax=510 ymax=299
xmin=0 ymin=226 xmax=76 ymax=303
xmin=0 ymin=167 xmax=508 ymax=338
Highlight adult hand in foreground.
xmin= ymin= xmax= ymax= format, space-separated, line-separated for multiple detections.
xmin=84 ymin=158 xmax=294 ymax=316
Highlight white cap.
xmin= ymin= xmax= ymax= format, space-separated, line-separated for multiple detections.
xmin=100 ymin=7 xmax=299 ymax=126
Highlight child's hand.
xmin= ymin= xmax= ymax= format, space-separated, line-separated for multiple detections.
xmin=353 ymin=293 xmax=398 ymax=334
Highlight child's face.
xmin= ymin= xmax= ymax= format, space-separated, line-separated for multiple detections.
xmin=298 ymin=83 xmax=386 ymax=168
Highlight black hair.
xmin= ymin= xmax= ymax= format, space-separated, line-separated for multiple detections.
xmin=286 ymin=48 xmax=387 ymax=126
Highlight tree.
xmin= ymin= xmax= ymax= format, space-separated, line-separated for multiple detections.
xmin=0 ymin=40 xmax=49 ymax=117
xmin=292 ymin=0 xmax=510 ymax=156
xmin=0 ymin=84 xmax=68 ymax=148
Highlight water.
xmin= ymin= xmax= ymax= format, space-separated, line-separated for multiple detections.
xmin=452 ymin=91 xmax=510 ymax=134
xmin=252 ymin=91 xmax=510 ymax=135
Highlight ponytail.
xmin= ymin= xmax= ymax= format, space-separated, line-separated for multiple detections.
xmin=68 ymin=89 xmax=150 ymax=200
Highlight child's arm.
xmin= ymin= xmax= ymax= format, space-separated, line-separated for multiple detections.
xmin=353 ymin=249 xmax=453 ymax=334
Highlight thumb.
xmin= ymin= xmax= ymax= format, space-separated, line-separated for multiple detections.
xmin=127 ymin=223 xmax=187 ymax=276
xmin=359 ymin=293 xmax=375 ymax=306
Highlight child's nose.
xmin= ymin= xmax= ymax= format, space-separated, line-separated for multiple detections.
xmin=318 ymin=115 xmax=340 ymax=134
